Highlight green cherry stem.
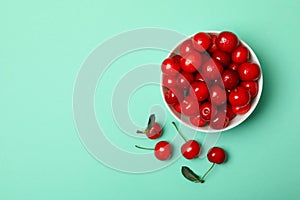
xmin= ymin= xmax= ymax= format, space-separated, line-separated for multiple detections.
xmin=201 ymin=163 xmax=216 ymax=182
xmin=136 ymin=130 xmax=146 ymax=134
xmin=171 ymin=121 xmax=187 ymax=142
xmin=135 ymin=145 xmax=154 ymax=150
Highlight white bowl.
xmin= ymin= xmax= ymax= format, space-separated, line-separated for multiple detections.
xmin=161 ymin=31 xmax=263 ymax=133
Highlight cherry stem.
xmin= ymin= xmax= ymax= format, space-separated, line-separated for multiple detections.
xmin=135 ymin=145 xmax=154 ymax=151
xmin=201 ymin=163 xmax=216 ymax=182
xmin=136 ymin=130 xmax=146 ymax=134
xmin=171 ymin=121 xmax=187 ymax=142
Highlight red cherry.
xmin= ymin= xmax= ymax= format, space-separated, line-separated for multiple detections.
xmin=199 ymin=102 xmax=216 ymax=121
xmin=225 ymin=104 xmax=236 ymax=120
xmin=181 ymin=96 xmax=199 ymax=116
xmin=154 ymin=141 xmax=172 ymax=160
xmin=210 ymin=84 xmax=227 ymax=105
xmin=241 ymin=81 xmax=259 ymax=98
xmin=181 ymin=140 xmax=201 ymax=159
xmin=210 ymin=111 xmax=229 ymax=129
xmin=221 ymin=69 xmax=240 ymax=90
xmin=171 ymin=122 xmax=201 ymax=159
xmin=180 ymin=50 xmax=202 ymax=73
xmin=201 ymin=59 xmax=223 ymax=81
xmin=146 ymin=123 xmax=162 ymax=139
xmin=135 ymin=141 xmax=172 ymax=161
xmin=189 ymin=81 xmax=209 ymax=102
xmin=212 ymin=50 xmax=231 ymax=66
xmin=180 ymin=39 xmax=194 ymax=56
xmin=173 ymin=103 xmax=181 ymax=113
xmin=161 ymin=57 xmax=181 ymax=76
xmin=190 ymin=115 xmax=207 ymax=127
xmin=238 ymin=62 xmax=261 ymax=81
xmin=194 ymin=72 xmax=205 ymax=82
xmin=192 ymin=32 xmax=212 ymax=52
xmin=229 ymin=86 xmax=251 ymax=107
xmin=208 ymin=34 xmax=218 ymax=53
xmin=162 ymin=75 xmax=177 ymax=88
xmin=216 ymin=31 xmax=239 ymax=53
xmin=136 ymin=114 xmax=163 ymax=139
xmin=228 ymin=62 xmax=239 ymax=71
xmin=176 ymin=71 xmax=194 ymax=89
xmin=231 ymin=45 xmax=249 ymax=64
xmin=164 ymin=88 xmax=183 ymax=104
xmin=207 ymin=147 xmax=226 ymax=164
xmin=232 ymin=103 xmax=251 ymax=114
xmin=172 ymin=55 xmax=182 ymax=64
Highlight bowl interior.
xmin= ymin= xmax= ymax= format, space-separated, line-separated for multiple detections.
xmin=161 ymin=31 xmax=263 ymax=133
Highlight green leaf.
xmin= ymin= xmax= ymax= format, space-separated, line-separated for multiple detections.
xmin=181 ymin=166 xmax=203 ymax=183
xmin=146 ymin=114 xmax=155 ymax=130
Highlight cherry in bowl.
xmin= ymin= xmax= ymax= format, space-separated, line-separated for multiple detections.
xmin=161 ymin=31 xmax=263 ymax=133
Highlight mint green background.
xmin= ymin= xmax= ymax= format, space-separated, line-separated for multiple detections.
xmin=1 ymin=0 xmax=300 ymax=199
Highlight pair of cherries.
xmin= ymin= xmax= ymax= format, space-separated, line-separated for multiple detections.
xmin=135 ymin=115 xmax=201 ymax=161
xmin=135 ymin=114 xmax=172 ymax=161
xmin=167 ymin=121 xmax=226 ymax=183
xmin=182 ymin=147 xmax=226 ymax=183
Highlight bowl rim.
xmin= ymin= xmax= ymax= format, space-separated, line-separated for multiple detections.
xmin=160 ymin=30 xmax=263 ymax=133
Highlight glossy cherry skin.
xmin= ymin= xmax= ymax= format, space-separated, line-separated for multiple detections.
xmin=210 ymin=111 xmax=229 ymax=129
xmin=194 ymin=72 xmax=205 ymax=82
xmin=238 ymin=62 xmax=261 ymax=81
xmin=172 ymin=54 xmax=182 ymax=64
xmin=222 ymin=69 xmax=240 ymax=90
xmin=176 ymin=71 xmax=194 ymax=89
xmin=189 ymin=81 xmax=209 ymax=102
xmin=201 ymin=59 xmax=223 ymax=81
xmin=181 ymin=140 xmax=201 ymax=159
xmin=225 ymin=104 xmax=236 ymax=120
xmin=146 ymin=123 xmax=163 ymax=139
xmin=162 ymin=75 xmax=177 ymax=89
xmin=180 ymin=50 xmax=202 ymax=73
xmin=161 ymin=57 xmax=181 ymax=76
xmin=199 ymin=102 xmax=216 ymax=120
xmin=190 ymin=115 xmax=207 ymax=127
xmin=181 ymin=96 xmax=199 ymax=116
xmin=180 ymin=39 xmax=194 ymax=56
xmin=231 ymin=45 xmax=249 ymax=64
xmin=154 ymin=141 xmax=172 ymax=160
xmin=229 ymin=86 xmax=251 ymax=107
xmin=207 ymin=147 xmax=226 ymax=164
xmin=210 ymin=84 xmax=227 ymax=105
xmin=232 ymin=103 xmax=251 ymax=114
xmin=216 ymin=31 xmax=239 ymax=53
xmin=241 ymin=81 xmax=259 ymax=98
xmin=192 ymin=32 xmax=212 ymax=52
xmin=164 ymin=88 xmax=183 ymax=104
xmin=208 ymin=34 xmax=218 ymax=53
xmin=228 ymin=62 xmax=239 ymax=71
xmin=212 ymin=50 xmax=231 ymax=66
xmin=173 ymin=103 xmax=181 ymax=113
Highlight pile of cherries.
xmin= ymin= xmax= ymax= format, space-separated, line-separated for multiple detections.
xmin=135 ymin=114 xmax=226 ymax=183
xmin=162 ymin=31 xmax=261 ymax=129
